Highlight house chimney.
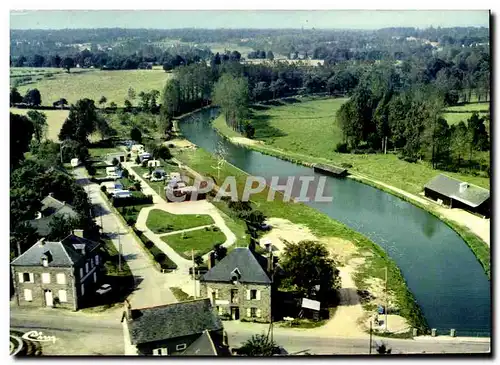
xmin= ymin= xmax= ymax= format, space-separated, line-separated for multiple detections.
xmin=73 ymin=229 xmax=84 ymax=238
xmin=208 ymin=252 xmax=215 ymax=270
xmin=459 ymin=182 xmax=468 ymax=193
xmin=48 ymin=192 xmax=54 ymax=197
xmin=37 ymin=238 xmax=46 ymax=247
xmin=267 ymin=248 xmax=273 ymax=274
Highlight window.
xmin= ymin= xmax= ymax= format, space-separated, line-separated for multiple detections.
xmin=85 ymin=262 xmax=89 ymax=273
xmin=20 ymin=272 xmax=34 ymax=283
xmin=24 ymin=289 xmax=32 ymax=301
xmin=250 ymin=289 xmax=257 ymax=300
xmin=214 ymin=289 xmax=219 ymax=299
xmin=41 ymin=273 xmax=51 ymax=284
xmin=250 ymin=307 xmax=257 ymax=318
xmin=93 ymin=272 xmax=97 ymax=283
xmin=56 ymin=273 xmax=66 ymax=284
xmin=231 ymin=289 xmax=238 ymax=303
xmin=176 ymin=344 xmax=187 ymax=351
xmin=58 ymin=290 xmax=67 ymax=302
xmin=95 ymin=255 xmax=99 ymax=265
xmin=79 ymin=268 xmax=83 ymax=279
xmin=81 ymin=284 xmax=85 ymax=296
xmin=153 ymin=348 xmax=168 ymax=356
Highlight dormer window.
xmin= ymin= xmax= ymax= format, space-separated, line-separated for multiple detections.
xmin=41 ymin=251 xmax=52 ymax=267
xmin=231 ymin=268 xmax=241 ymax=284
xmin=42 ymin=258 xmax=48 ymax=267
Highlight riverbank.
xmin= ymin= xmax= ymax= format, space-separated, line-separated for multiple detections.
xmin=171 ymin=121 xmax=429 ymax=333
xmin=212 ymin=116 xmax=490 ymax=279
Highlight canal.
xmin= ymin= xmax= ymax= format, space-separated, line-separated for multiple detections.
xmin=179 ymin=108 xmax=491 ymax=336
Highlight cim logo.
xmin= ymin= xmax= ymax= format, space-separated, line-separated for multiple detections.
xmin=21 ymin=330 xmax=57 ymax=344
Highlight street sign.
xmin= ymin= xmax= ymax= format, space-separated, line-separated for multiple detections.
xmin=301 ymin=298 xmax=320 ymax=311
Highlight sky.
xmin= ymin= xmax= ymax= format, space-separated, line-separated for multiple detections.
xmin=10 ymin=10 xmax=490 ymax=30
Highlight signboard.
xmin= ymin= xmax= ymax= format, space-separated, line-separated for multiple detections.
xmin=301 ymin=298 xmax=320 ymax=311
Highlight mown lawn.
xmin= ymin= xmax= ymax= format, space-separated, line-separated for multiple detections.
xmin=444 ymin=102 xmax=490 ymax=113
xmin=442 ymin=112 xmax=489 ymax=126
xmin=16 ymin=68 xmax=171 ymax=106
xmin=146 ymin=209 xmax=214 ymax=234
xmin=9 ymin=108 xmax=68 ymax=141
xmin=89 ymin=147 xmax=124 ymax=157
xmin=162 ymin=227 xmax=226 ymax=259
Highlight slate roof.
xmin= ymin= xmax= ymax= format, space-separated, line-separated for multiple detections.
xmin=180 ymin=330 xmax=218 ymax=356
xmin=10 ymin=234 xmax=101 ymax=267
xmin=126 ymin=298 xmax=222 ymax=345
xmin=201 ymin=247 xmax=271 ymax=284
xmin=424 ymin=174 xmax=490 ymax=208
xmin=27 ymin=195 xmax=79 ymax=236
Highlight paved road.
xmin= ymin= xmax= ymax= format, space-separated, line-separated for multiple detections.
xmin=10 ymin=306 xmax=490 ymax=356
xmin=73 ymin=167 xmax=177 ymax=308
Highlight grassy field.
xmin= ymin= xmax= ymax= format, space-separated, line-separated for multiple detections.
xmin=173 ymin=146 xmax=429 ymax=332
xmin=15 ymin=68 xmax=171 ymax=107
xmin=9 ymin=108 xmax=69 ymax=141
xmin=444 ymin=102 xmax=490 ymax=113
xmin=214 ymin=98 xmax=489 ymax=194
xmin=162 ymin=227 xmax=227 ymax=259
xmin=89 ymin=147 xmax=124 ymax=158
xmin=245 ymin=97 xmax=347 ymax=152
xmin=443 ymin=112 xmax=489 ymax=126
xmin=146 ymin=209 xmax=214 ymax=234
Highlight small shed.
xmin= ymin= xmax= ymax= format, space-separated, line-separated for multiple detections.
xmin=424 ymin=174 xmax=490 ymax=217
xmin=147 ymin=159 xmax=161 ymax=168
xmin=70 ymin=158 xmax=80 ymax=167
xmin=313 ymin=163 xmax=348 ymax=178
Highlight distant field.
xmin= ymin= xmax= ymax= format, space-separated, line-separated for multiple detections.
xmin=10 ymin=108 xmax=68 ymax=141
xmin=444 ymin=102 xmax=490 ymax=113
xmin=15 ymin=68 xmax=171 ymax=107
xmin=248 ymin=97 xmax=348 ymax=155
xmin=443 ymin=112 xmax=489 ymax=126
xmin=207 ymin=42 xmax=255 ymax=55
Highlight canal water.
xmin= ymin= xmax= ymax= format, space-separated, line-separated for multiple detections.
xmin=179 ymin=108 xmax=491 ymax=336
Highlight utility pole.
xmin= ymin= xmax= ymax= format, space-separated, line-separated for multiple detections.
xmin=118 ymin=227 xmax=122 ymax=272
xmin=192 ymin=249 xmax=196 ymax=298
xmin=385 ymin=266 xmax=388 ymax=331
xmin=369 ymin=320 xmax=373 ymax=354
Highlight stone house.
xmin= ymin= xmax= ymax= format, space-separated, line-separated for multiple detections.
xmin=27 ymin=194 xmax=79 ymax=236
xmin=10 ymin=232 xmax=103 ymax=310
xmin=121 ymin=298 xmax=229 ymax=356
xmin=200 ymin=247 xmax=275 ymax=323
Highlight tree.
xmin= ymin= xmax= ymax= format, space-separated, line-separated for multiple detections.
xmin=10 ymin=113 xmax=34 ymax=169
xmin=130 ymin=127 xmax=142 ymax=143
xmin=10 ymin=87 xmax=23 ymax=106
xmin=213 ymin=243 xmax=227 ymax=261
xmin=27 ymin=110 xmax=48 ymax=143
xmin=213 ymin=74 xmax=249 ymax=132
xmin=266 ymin=51 xmax=275 ymax=60
xmin=61 ymin=57 xmax=75 ymax=72
xmin=194 ymin=255 xmax=204 ymax=267
xmin=450 ymin=121 xmax=469 ymax=166
xmin=109 ymin=101 xmax=118 ymax=111
xmin=48 ymin=215 xmax=79 ymax=241
xmin=53 ymin=98 xmax=68 ymax=109
xmin=98 ymin=96 xmax=107 ymax=107
xmin=280 ymin=240 xmax=339 ymax=300
xmin=58 ymin=99 xmax=98 ymax=144
xmin=10 ymin=221 xmax=39 ymax=257
xmin=244 ymin=122 xmax=255 ymax=139
xmin=158 ymin=145 xmax=172 ymax=160
xmin=59 ymin=140 xmax=90 ymax=164
xmin=138 ymin=91 xmax=151 ymax=111
xmin=23 ymin=89 xmax=42 ymax=107
xmin=127 ymin=87 xmax=136 ymax=102
xmin=161 ymin=78 xmax=181 ymax=118
xmin=124 ymin=99 xmax=133 ymax=112
xmin=238 ymin=334 xmax=279 ymax=356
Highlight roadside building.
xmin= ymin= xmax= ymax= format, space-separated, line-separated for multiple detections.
xmin=27 ymin=194 xmax=80 ymax=237
xmin=10 ymin=232 xmax=103 ymax=310
xmin=121 ymin=298 xmax=229 ymax=356
xmin=424 ymin=174 xmax=490 ymax=217
xmin=105 ymin=151 xmax=128 ymax=165
xmin=200 ymin=247 xmax=276 ymax=323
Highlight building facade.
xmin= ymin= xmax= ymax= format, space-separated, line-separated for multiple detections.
xmin=10 ymin=233 xmax=103 ymax=311
xmin=200 ymin=247 xmax=274 ymax=323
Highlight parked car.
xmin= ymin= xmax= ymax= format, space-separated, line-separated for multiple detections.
xmin=96 ymin=284 xmax=112 ymax=295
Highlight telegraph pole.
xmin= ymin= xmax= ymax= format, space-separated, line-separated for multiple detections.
xmin=385 ymin=266 xmax=388 ymax=331
xmin=369 ymin=320 xmax=373 ymax=354
xmin=118 ymin=227 xmax=122 ymax=272
xmin=192 ymin=249 xmax=196 ymax=298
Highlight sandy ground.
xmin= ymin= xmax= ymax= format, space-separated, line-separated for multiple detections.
xmin=230 ymin=136 xmax=264 ymax=146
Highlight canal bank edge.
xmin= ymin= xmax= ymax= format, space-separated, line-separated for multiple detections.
xmin=174 ymin=110 xmax=430 ymax=334
xmin=211 ymin=116 xmax=491 ymax=280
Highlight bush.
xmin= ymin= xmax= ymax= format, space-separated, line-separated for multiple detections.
xmin=335 ymin=142 xmax=350 ymax=153
xmin=100 ymin=185 xmax=107 ymax=193
xmin=135 ymin=156 xmax=141 ymax=164
xmin=122 ymin=169 xmax=129 ymax=179
xmin=112 ymin=194 xmax=153 ymax=207
xmin=340 ymin=162 xmax=353 ymax=169
xmin=155 ymin=253 xmax=166 ymax=262
xmin=399 ymin=155 xmax=418 ymax=163
xmin=144 ymin=240 xmax=153 ymax=249
xmin=112 ymin=157 xmax=119 ymax=166
xmin=168 ymin=143 xmax=175 ymax=148
xmin=141 ymin=160 xmax=148 ymax=167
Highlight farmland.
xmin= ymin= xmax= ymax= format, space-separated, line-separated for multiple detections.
xmin=9 ymin=108 xmax=69 ymax=141
xmin=14 ymin=68 xmax=171 ymax=107
xmin=443 ymin=112 xmax=489 ymax=126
